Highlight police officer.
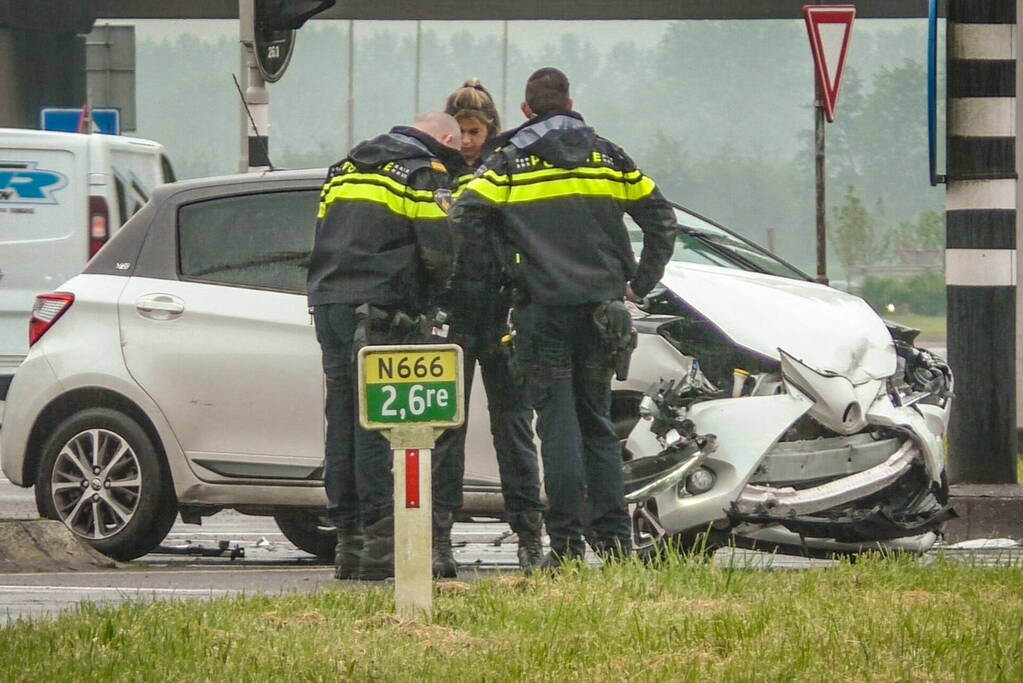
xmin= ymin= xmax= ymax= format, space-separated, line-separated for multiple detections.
xmin=429 ymin=81 xmax=545 ymax=578
xmin=450 ymin=69 xmax=678 ymax=567
xmin=308 ymin=112 xmax=463 ymax=580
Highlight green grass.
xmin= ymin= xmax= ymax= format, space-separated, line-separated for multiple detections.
xmin=884 ymin=313 xmax=947 ymax=343
xmin=2 ymin=554 xmax=1022 ymax=681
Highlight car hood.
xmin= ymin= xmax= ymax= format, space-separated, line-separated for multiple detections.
xmin=658 ymin=262 xmax=896 ymax=383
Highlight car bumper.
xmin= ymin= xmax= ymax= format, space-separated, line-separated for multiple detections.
xmin=0 ymin=355 xmax=61 ymax=486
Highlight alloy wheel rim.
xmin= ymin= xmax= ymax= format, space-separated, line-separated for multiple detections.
xmin=50 ymin=428 xmax=142 ymax=540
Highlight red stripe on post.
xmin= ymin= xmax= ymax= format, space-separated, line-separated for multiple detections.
xmin=405 ymin=449 xmax=420 ymax=508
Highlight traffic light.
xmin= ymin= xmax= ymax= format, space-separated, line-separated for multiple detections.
xmin=258 ymin=0 xmax=336 ymax=32
xmin=252 ymin=0 xmax=334 ymax=82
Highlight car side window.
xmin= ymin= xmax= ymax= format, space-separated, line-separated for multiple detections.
xmin=178 ymin=189 xmax=318 ymax=293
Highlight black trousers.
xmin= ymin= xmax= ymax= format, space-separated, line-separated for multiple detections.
xmin=513 ymin=302 xmax=630 ymax=554
xmin=432 ymin=282 xmax=543 ymax=516
xmin=313 ymin=303 xmax=393 ymax=527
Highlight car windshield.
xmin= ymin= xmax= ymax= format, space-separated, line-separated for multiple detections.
xmin=626 ymin=206 xmax=809 ymax=281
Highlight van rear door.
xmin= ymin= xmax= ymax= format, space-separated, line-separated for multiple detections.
xmin=109 ymin=144 xmax=162 ymax=229
xmin=0 ymin=144 xmax=86 ymax=358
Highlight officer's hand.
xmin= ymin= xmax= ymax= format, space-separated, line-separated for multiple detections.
xmin=624 ymin=283 xmax=642 ymax=303
xmin=603 ymin=300 xmax=633 ymax=343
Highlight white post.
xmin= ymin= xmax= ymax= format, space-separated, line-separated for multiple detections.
xmin=393 ymin=447 xmax=432 ymax=620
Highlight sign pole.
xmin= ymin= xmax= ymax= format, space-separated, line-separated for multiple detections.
xmin=358 ymin=344 xmax=464 ymax=622
xmin=815 ymin=79 xmax=827 ymax=285
xmin=394 ymin=446 xmax=432 ymax=619
xmin=803 ymin=4 xmax=855 ymax=286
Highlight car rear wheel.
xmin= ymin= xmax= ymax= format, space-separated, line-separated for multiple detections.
xmin=273 ymin=509 xmax=336 ymax=560
xmin=35 ymin=408 xmax=177 ymax=561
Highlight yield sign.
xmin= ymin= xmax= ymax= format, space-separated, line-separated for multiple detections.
xmin=803 ymin=5 xmax=855 ymax=123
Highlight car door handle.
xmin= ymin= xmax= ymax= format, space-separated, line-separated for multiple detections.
xmin=136 ymin=294 xmax=185 ymax=318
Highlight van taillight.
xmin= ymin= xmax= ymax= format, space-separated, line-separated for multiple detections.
xmin=88 ymin=196 xmax=109 ymax=257
xmin=29 ymin=293 xmax=75 ymax=347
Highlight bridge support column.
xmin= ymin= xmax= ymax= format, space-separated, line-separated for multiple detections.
xmin=946 ymin=0 xmax=1018 ymax=483
xmin=0 ymin=28 xmax=86 ymax=128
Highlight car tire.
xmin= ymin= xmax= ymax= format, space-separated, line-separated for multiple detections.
xmin=35 ymin=407 xmax=177 ymax=561
xmin=273 ymin=509 xmax=336 ymax=560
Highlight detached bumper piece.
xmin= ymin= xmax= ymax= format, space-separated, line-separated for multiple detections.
xmin=733 ymin=439 xmax=955 ymax=543
xmin=735 ymin=440 xmax=918 ymax=517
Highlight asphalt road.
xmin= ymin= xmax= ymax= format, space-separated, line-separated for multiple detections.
xmin=2 ymin=476 xmax=1021 ymax=626
xmin=0 ymin=475 xmax=533 ymax=625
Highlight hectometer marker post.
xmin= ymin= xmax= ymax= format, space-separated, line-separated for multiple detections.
xmin=358 ymin=344 xmax=464 ymax=620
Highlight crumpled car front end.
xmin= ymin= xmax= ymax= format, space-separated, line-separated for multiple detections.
xmin=624 ymin=261 xmax=954 ymax=557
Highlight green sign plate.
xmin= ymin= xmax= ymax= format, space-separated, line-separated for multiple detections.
xmin=358 ymin=344 xmax=464 ymax=431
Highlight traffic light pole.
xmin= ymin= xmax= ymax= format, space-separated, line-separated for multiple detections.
xmin=239 ymin=0 xmax=270 ymax=173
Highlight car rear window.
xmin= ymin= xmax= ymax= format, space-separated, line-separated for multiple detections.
xmin=177 ymin=189 xmax=318 ymax=293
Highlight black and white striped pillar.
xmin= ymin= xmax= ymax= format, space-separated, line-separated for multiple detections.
xmin=946 ymin=0 xmax=1017 ymax=483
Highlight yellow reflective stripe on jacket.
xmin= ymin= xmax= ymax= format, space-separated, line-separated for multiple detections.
xmin=321 ymin=171 xmax=437 ymax=202
xmin=484 ymin=165 xmax=645 ymax=185
xmin=465 ymin=167 xmax=655 ymax=205
xmin=318 ymin=176 xmax=447 ymax=220
xmin=453 ymin=172 xmax=474 ymax=200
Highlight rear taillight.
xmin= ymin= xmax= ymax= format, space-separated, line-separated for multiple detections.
xmin=29 ymin=292 xmax=75 ymax=347
xmin=88 ymin=196 xmax=109 ymax=257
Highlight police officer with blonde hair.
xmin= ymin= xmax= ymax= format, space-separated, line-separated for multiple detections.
xmin=428 ymin=80 xmax=545 ymax=578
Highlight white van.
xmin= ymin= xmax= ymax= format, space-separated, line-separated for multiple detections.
xmin=0 ymin=129 xmax=174 ymax=371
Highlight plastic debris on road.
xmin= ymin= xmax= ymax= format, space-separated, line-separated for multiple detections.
xmin=946 ymin=538 xmax=1020 ymax=550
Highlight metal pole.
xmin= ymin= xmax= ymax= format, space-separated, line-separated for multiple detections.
xmin=347 ymin=19 xmax=354 ymax=151
xmin=240 ymin=0 xmax=269 ymax=172
xmin=814 ymin=78 xmax=828 ymax=285
xmin=238 ymin=32 xmax=249 ymax=172
xmin=414 ymin=20 xmax=422 ymax=116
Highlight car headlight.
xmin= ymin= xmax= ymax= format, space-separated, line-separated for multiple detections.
xmin=684 ymin=466 xmax=716 ymax=495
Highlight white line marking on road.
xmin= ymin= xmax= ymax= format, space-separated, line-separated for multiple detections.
xmin=0 ymin=585 xmax=238 ymax=595
xmin=0 ymin=567 xmax=328 ymax=579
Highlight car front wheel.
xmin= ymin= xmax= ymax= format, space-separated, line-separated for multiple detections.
xmin=35 ymin=408 xmax=177 ymax=561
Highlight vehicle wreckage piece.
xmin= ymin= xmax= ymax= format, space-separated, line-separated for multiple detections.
xmin=626 ymin=391 xmax=814 ymax=547
xmin=734 ymin=525 xmax=939 ymax=555
xmin=734 ymin=440 xmax=918 ymax=517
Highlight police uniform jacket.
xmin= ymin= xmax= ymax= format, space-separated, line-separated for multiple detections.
xmin=450 ymin=109 xmax=677 ymax=306
xmin=307 ymin=126 xmax=462 ymax=310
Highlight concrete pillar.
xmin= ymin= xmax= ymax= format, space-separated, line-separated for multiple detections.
xmin=946 ymin=0 xmax=1018 ymax=483
xmin=0 ymin=29 xmax=85 ymax=128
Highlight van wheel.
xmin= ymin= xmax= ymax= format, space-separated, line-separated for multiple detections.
xmin=273 ymin=509 xmax=336 ymax=561
xmin=35 ymin=408 xmax=177 ymax=561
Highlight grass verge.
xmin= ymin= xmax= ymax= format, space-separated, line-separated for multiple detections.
xmin=2 ymin=553 xmax=1022 ymax=681
xmin=884 ymin=313 xmax=947 ymax=343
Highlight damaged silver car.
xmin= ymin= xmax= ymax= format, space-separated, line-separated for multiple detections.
xmin=0 ymin=166 xmax=952 ymax=561
xmin=614 ymin=207 xmax=955 ymax=558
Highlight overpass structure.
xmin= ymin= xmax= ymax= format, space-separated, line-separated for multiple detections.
xmin=1 ymin=0 xmax=1020 ymax=487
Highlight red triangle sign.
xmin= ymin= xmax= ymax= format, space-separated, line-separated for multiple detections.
xmin=803 ymin=5 xmax=855 ymax=123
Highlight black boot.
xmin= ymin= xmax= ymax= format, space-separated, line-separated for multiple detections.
xmin=539 ymin=537 xmax=586 ymax=573
xmin=432 ymin=510 xmax=458 ymax=579
xmin=334 ymin=519 xmax=363 ymax=580
xmin=359 ymin=516 xmax=394 ymax=581
xmin=509 ymin=511 xmax=544 ymax=575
